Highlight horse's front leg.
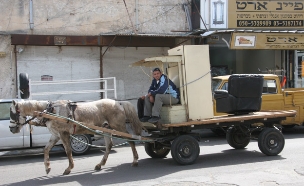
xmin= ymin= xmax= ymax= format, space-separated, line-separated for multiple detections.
xmin=44 ymin=134 xmax=60 ymax=174
xmin=128 ymin=141 xmax=139 ymax=167
xmin=95 ymin=135 xmax=113 ymax=170
xmin=60 ymin=132 xmax=74 ymax=175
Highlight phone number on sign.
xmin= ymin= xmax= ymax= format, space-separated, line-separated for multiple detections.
xmin=237 ymin=20 xmax=304 ymax=27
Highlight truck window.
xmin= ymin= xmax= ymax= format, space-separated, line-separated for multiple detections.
xmin=212 ymin=79 xmax=221 ymax=92
xmin=212 ymin=79 xmax=228 ymax=92
xmin=262 ymin=80 xmax=277 ymax=94
xmin=221 ymin=83 xmax=228 ymax=91
xmin=0 ymin=102 xmax=11 ymax=120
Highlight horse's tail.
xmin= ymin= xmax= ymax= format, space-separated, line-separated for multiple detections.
xmin=120 ymin=101 xmax=143 ymax=135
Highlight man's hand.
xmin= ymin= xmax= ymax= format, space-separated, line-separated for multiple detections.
xmin=149 ymin=95 xmax=154 ymax=103
xmin=140 ymin=93 xmax=154 ymax=103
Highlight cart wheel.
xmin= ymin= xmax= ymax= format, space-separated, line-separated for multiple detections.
xmin=226 ymin=127 xmax=250 ymax=149
xmin=70 ymin=134 xmax=92 ymax=156
xmin=258 ymin=128 xmax=284 ymax=156
xmin=171 ymin=135 xmax=200 ymax=165
xmin=19 ymin=73 xmax=30 ymax=99
xmin=145 ymin=142 xmax=170 ymax=158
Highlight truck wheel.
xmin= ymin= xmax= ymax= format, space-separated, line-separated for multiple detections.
xmin=258 ymin=128 xmax=284 ymax=156
xmin=226 ymin=127 xmax=250 ymax=149
xmin=19 ymin=73 xmax=30 ymax=99
xmin=145 ymin=142 xmax=170 ymax=158
xmin=70 ymin=134 xmax=92 ymax=156
xmin=171 ymin=135 xmax=200 ymax=165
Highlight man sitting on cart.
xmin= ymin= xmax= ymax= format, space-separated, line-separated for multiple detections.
xmin=139 ymin=67 xmax=180 ymax=123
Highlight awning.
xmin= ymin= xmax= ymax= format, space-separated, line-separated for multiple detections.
xmin=130 ymin=56 xmax=182 ymax=67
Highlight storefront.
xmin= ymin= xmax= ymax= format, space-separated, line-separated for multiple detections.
xmin=200 ymin=0 xmax=304 ymax=88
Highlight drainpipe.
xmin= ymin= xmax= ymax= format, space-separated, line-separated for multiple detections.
xmin=183 ymin=3 xmax=192 ymax=31
xmin=135 ymin=0 xmax=138 ymax=32
xmin=29 ymin=0 xmax=34 ymax=29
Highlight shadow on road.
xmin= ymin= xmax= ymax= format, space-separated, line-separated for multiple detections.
xmin=3 ymin=127 xmax=302 ymax=185
xmin=4 ymin=145 xmax=284 ymax=186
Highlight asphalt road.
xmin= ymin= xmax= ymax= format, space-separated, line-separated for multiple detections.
xmin=1 ymin=127 xmax=304 ymax=186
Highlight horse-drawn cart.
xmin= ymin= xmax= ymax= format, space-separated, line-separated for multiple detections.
xmin=31 ymin=45 xmax=297 ymax=166
xmin=11 ymin=45 xmax=297 ymax=176
xmin=33 ymin=109 xmax=296 ymax=165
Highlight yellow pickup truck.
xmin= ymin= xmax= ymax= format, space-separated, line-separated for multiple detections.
xmin=212 ymin=74 xmax=304 ymax=127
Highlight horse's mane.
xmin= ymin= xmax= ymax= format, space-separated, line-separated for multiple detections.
xmin=18 ymin=100 xmax=49 ymax=116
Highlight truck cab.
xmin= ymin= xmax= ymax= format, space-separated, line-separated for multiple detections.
xmin=0 ymin=99 xmax=52 ymax=150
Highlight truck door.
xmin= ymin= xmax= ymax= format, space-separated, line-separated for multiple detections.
xmin=0 ymin=101 xmax=29 ymax=149
xmin=261 ymin=79 xmax=284 ymax=110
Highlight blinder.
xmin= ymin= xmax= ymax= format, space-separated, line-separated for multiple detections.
xmin=9 ymin=104 xmax=24 ymax=129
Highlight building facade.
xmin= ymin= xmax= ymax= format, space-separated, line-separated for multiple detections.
xmin=0 ymin=0 xmax=193 ymax=102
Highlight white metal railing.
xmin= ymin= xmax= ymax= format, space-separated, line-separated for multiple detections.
xmin=29 ymin=77 xmax=117 ymax=100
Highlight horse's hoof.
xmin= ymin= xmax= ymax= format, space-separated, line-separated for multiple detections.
xmin=95 ymin=165 xmax=101 ymax=171
xmin=46 ymin=168 xmax=51 ymax=174
xmin=132 ymin=162 xmax=138 ymax=167
xmin=63 ymin=170 xmax=71 ymax=175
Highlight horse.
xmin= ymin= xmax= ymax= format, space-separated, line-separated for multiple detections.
xmin=10 ymin=99 xmax=144 ymax=175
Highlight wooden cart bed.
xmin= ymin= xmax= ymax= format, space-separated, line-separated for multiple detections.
xmin=161 ymin=110 xmax=297 ymax=128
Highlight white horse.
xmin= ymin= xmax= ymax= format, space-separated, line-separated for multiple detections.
xmin=10 ymin=99 xmax=144 ymax=175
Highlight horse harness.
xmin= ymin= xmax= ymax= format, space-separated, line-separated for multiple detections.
xmin=67 ymin=101 xmax=78 ymax=134
xmin=39 ymin=101 xmax=55 ymax=126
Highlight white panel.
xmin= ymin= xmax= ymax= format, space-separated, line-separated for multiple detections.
xmin=184 ymin=45 xmax=214 ymax=120
xmin=168 ymin=45 xmax=183 ymax=56
xmin=17 ymin=46 xmax=100 ymax=101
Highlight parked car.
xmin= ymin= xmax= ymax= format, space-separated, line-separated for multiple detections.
xmin=0 ymin=99 xmax=96 ymax=155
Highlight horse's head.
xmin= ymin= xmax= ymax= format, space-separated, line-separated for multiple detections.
xmin=9 ymin=100 xmax=26 ymax=134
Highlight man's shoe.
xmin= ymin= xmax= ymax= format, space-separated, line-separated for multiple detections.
xmin=140 ymin=116 xmax=151 ymax=122
xmin=148 ymin=116 xmax=160 ymax=123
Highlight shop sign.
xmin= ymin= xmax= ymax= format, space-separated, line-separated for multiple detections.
xmin=230 ymin=33 xmax=304 ymax=50
xmin=41 ymin=75 xmax=53 ymax=81
xmin=228 ymin=0 xmax=304 ymax=29
xmin=54 ymin=36 xmax=66 ymax=45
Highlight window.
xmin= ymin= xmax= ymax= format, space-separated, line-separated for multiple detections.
xmin=221 ymin=82 xmax=228 ymax=91
xmin=262 ymin=80 xmax=277 ymax=94
xmin=0 ymin=102 xmax=11 ymax=120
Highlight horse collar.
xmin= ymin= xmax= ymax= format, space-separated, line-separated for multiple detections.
xmin=46 ymin=101 xmax=54 ymax=113
xmin=68 ymin=102 xmax=77 ymax=120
